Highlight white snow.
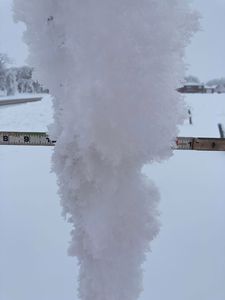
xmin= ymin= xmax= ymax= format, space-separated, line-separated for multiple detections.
xmin=0 ymin=94 xmax=52 ymax=131
xmin=0 ymin=93 xmax=224 ymax=300
xmin=0 ymin=95 xmax=77 ymax=300
xmin=142 ymin=93 xmax=225 ymax=300
xmin=13 ymin=1 xmax=198 ymax=300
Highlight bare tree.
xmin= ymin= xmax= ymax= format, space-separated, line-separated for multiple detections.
xmin=0 ymin=53 xmax=10 ymax=92
xmin=0 ymin=53 xmax=10 ymax=71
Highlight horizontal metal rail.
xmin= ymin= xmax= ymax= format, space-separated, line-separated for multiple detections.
xmin=0 ymin=131 xmax=225 ymax=151
xmin=0 ymin=96 xmax=42 ymax=106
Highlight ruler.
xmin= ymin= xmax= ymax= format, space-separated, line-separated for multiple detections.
xmin=0 ymin=131 xmax=56 ymax=146
xmin=174 ymin=137 xmax=225 ymax=151
xmin=0 ymin=131 xmax=225 ymax=151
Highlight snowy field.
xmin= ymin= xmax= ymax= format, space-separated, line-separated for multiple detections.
xmin=0 ymin=94 xmax=224 ymax=300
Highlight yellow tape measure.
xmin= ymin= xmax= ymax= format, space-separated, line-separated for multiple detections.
xmin=174 ymin=137 xmax=225 ymax=151
xmin=0 ymin=131 xmax=225 ymax=151
xmin=0 ymin=131 xmax=56 ymax=146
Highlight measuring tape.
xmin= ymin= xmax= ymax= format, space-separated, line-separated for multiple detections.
xmin=174 ymin=137 xmax=225 ymax=151
xmin=0 ymin=131 xmax=56 ymax=146
xmin=0 ymin=131 xmax=225 ymax=151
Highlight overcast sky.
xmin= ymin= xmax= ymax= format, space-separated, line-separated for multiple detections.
xmin=1 ymin=0 xmax=225 ymax=81
xmin=185 ymin=0 xmax=225 ymax=81
xmin=0 ymin=0 xmax=28 ymax=66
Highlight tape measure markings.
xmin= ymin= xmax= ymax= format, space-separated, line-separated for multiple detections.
xmin=1 ymin=131 xmax=225 ymax=151
xmin=0 ymin=131 xmax=56 ymax=146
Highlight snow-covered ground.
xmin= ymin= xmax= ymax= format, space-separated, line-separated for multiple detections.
xmin=0 ymin=94 xmax=224 ymax=300
xmin=142 ymin=94 xmax=225 ymax=300
xmin=0 ymin=95 xmax=78 ymax=299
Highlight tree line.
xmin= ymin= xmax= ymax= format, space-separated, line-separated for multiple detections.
xmin=0 ymin=54 xmax=48 ymax=96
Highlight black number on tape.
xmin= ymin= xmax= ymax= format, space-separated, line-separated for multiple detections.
xmin=3 ymin=135 xmax=9 ymax=142
xmin=24 ymin=136 xmax=30 ymax=143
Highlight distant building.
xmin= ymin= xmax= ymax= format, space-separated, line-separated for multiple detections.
xmin=177 ymin=84 xmax=214 ymax=94
xmin=214 ymin=84 xmax=225 ymax=94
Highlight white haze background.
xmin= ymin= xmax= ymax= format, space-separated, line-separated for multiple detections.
xmin=0 ymin=1 xmax=225 ymax=300
xmin=13 ymin=1 xmax=198 ymax=300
